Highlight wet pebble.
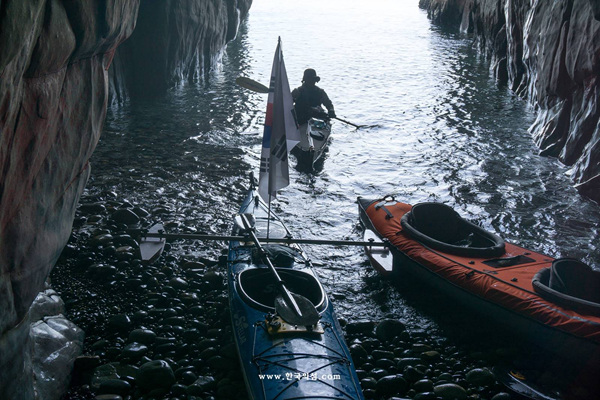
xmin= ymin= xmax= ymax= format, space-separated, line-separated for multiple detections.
xmin=375 ymin=319 xmax=406 ymax=342
xmin=421 ymin=350 xmax=441 ymax=362
xmin=203 ymin=270 xmax=224 ymax=288
xmin=90 ymin=234 xmax=114 ymax=247
xmin=136 ymin=360 xmax=175 ymax=392
xmin=360 ymin=377 xmax=377 ymax=390
xmin=346 ymin=320 xmax=376 ymax=335
xmin=434 ymin=383 xmax=467 ymax=400
xmin=376 ymin=374 xmax=408 ymax=397
xmin=397 ymin=357 xmax=422 ymax=369
xmin=413 ymin=392 xmax=438 ymax=400
xmin=121 ymin=342 xmax=148 ymax=360
xmin=107 ymin=314 xmax=132 ymax=332
xmin=187 ymin=375 xmax=216 ymax=395
xmin=403 ymin=365 xmax=425 ymax=382
xmin=413 ymin=378 xmax=434 ymax=393
xmin=371 ymin=349 xmax=394 ymax=360
xmin=169 ymin=277 xmax=189 ymax=289
xmin=80 ymin=203 xmax=107 ymax=214
xmin=111 ymin=209 xmax=140 ymax=225
xmin=350 ymin=343 xmax=369 ymax=361
xmin=94 ymin=395 xmax=123 ymax=400
xmin=97 ymin=378 xmax=131 ymax=396
xmin=128 ymin=329 xmax=156 ymax=345
xmin=466 ymin=367 xmax=495 ymax=386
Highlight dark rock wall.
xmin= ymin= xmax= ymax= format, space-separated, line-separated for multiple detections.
xmin=110 ymin=0 xmax=253 ymax=101
xmin=1 ymin=2 xmax=139 ymax=397
xmin=419 ymin=0 xmax=600 ymax=201
xmin=0 ymin=0 xmax=251 ymax=397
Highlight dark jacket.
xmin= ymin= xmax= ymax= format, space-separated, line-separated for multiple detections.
xmin=292 ymin=84 xmax=334 ymax=125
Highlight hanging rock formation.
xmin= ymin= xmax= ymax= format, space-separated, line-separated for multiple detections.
xmin=419 ymin=0 xmax=600 ymax=201
xmin=0 ymin=0 xmax=251 ymax=398
xmin=110 ymin=0 xmax=253 ymax=101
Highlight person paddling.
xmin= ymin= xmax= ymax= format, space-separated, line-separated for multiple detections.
xmin=292 ymin=68 xmax=336 ymax=126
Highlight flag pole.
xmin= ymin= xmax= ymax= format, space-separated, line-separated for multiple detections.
xmin=267 ymin=193 xmax=272 ymax=239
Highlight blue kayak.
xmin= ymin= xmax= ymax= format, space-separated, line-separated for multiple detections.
xmin=227 ymin=184 xmax=364 ymax=400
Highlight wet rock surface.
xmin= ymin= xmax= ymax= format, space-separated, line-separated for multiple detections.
xmin=110 ymin=0 xmax=253 ymax=101
xmin=419 ymin=0 xmax=600 ymax=202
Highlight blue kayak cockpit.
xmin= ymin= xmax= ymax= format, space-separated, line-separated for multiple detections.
xmin=237 ymin=267 xmax=327 ymax=313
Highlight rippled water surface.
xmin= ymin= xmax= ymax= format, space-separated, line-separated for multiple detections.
xmin=88 ymin=0 xmax=599 ymax=391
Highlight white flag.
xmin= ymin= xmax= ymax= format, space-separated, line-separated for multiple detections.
xmin=258 ymin=38 xmax=300 ymax=202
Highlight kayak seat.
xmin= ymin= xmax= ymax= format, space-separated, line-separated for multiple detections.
xmin=400 ymin=202 xmax=505 ymax=258
xmin=310 ymin=131 xmax=326 ymax=140
xmin=237 ymin=268 xmax=326 ymax=312
xmin=532 ymin=259 xmax=600 ymax=315
xmin=253 ymin=244 xmax=299 ymax=268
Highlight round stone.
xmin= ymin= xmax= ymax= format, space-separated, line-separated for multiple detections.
xmin=413 ymin=378 xmax=434 ymax=393
xmin=376 ymin=374 xmax=408 ymax=397
xmin=169 ymin=277 xmax=189 ymax=289
xmin=434 ymin=383 xmax=467 ymax=400
xmin=466 ymin=367 xmax=495 ymax=386
xmin=136 ymin=360 xmax=175 ymax=392
xmin=128 ymin=329 xmax=157 ymax=345
xmin=345 ymin=320 xmax=376 ymax=335
xmin=111 ymin=209 xmax=140 ymax=225
xmin=375 ymin=319 xmax=406 ymax=342
xmin=121 ymin=342 xmax=148 ymax=360
xmin=350 ymin=344 xmax=368 ymax=361
xmin=372 ymin=349 xmax=395 ymax=360
xmin=97 ymin=379 xmax=131 ymax=395
xmin=186 ymin=375 xmax=216 ymax=395
xmin=107 ymin=314 xmax=132 ymax=332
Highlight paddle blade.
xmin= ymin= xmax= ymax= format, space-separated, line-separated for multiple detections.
xmin=140 ymin=224 xmax=166 ymax=264
xmin=275 ymin=293 xmax=320 ymax=326
xmin=236 ymin=77 xmax=269 ymax=93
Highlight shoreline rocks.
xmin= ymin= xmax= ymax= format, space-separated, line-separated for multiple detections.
xmin=49 ymin=192 xmax=521 ymax=400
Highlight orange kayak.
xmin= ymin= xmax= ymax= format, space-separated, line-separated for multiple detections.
xmin=358 ymin=196 xmax=600 ymax=367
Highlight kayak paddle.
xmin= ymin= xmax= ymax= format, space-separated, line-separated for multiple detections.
xmin=236 ymin=76 xmax=269 ymax=93
xmin=236 ymin=76 xmax=369 ymax=129
xmin=234 ymin=213 xmax=320 ymax=326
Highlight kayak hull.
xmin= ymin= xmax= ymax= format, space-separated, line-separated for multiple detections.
xmin=228 ymin=188 xmax=364 ymax=400
xmin=358 ymin=197 xmax=600 ymax=367
xmin=291 ymin=118 xmax=332 ymax=171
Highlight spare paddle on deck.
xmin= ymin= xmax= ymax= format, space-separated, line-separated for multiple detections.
xmin=235 ymin=213 xmax=320 ymax=326
xmin=141 ymin=227 xmax=388 ymax=247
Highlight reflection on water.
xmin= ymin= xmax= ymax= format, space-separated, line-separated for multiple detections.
xmin=88 ymin=0 xmax=599 ymax=393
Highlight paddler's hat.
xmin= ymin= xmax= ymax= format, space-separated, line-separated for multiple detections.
xmin=302 ymin=68 xmax=320 ymax=83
